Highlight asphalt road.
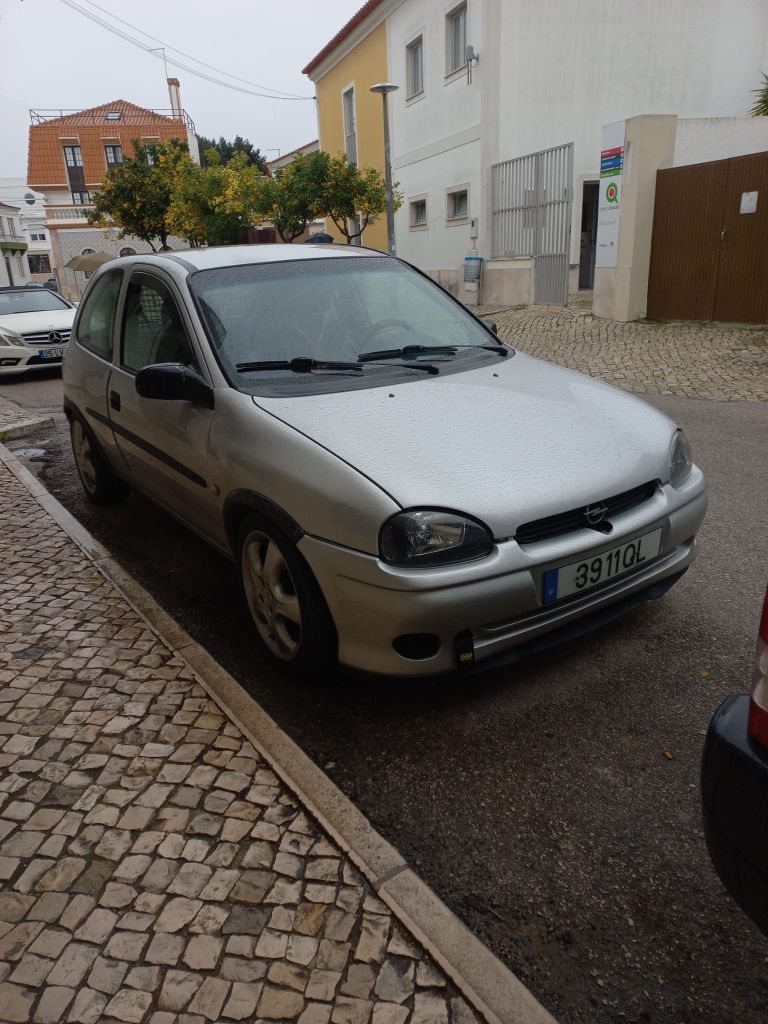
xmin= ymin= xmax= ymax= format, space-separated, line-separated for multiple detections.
xmin=3 ymin=369 xmax=768 ymax=1024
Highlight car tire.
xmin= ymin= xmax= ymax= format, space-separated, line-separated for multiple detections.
xmin=70 ymin=415 xmax=129 ymax=505
xmin=237 ymin=513 xmax=338 ymax=679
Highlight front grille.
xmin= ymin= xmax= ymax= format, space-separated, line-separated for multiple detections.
xmin=515 ymin=480 xmax=658 ymax=545
xmin=22 ymin=329 xmax=71 ymax=345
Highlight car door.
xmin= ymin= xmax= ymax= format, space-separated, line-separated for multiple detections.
xmin=109 ymin=268 xmax=218 ymax=539
xmin=66 ymin=267 xmax=127 ymax=476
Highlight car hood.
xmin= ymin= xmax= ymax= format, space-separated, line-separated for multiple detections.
xmin=0 ymin=308 xmax=75 ymax=336
xmin=253 ymin=353 xmax=677 ymax=537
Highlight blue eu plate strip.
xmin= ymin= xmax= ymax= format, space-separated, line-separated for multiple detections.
xmin=543 ymin=568 xmax=559 ymax=604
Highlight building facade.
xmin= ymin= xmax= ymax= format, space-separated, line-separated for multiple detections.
xmin=303 ymin=3 xmax=389 ymax=251
xmin=0 ymin=181 xmax=52 ymax=284
xmin=26 ymin=80 xmax=199 ymax=301
xmin=308 ymin=0 xmax=768 ymax=310
xmin=0 ymin=202 xmax=29 ymax=287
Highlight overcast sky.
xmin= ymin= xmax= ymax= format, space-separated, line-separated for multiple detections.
xmin=0 ymin=0 xmax=362 ymax=178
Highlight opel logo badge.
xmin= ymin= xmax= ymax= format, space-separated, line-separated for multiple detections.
xmin=48 ymin=331 xmax=63 ymax=343
xmin=585 ymin=502 xmax=608 ymax=526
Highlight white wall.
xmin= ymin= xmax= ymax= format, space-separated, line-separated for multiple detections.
xmin=389 ymin=0 xmax=485 ymax=274
xmin=674 ymin=117 xmax=768 ymax=166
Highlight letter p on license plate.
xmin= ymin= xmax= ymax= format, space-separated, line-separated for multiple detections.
xmin=543 ymin=527 xmax=663 ymax=604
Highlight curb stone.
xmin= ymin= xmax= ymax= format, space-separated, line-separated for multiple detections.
xmin=0 ymin=441 xmax=557 ymax=1024
xmin=0 ymin=415 xmax=55 ymax=442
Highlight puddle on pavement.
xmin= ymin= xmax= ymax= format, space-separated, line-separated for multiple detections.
xmin=11 ymin=447 xmax=48 ymax=460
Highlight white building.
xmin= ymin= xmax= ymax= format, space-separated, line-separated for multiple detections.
xmin=0 ymin=202 xmax=31 ymax=288
xmin=382 ymin=0 xmax=768 ymax=306
xmin=0 ymin=180 xmax=53 ymax=284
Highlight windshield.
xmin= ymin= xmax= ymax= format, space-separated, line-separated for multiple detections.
xmin=0 ymin=290 xmax=70 ymax=315
xmin=188 ymin=256 xmax=502 ymax=393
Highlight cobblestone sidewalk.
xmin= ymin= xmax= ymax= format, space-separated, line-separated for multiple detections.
xmin=476 ymin=296 xmax=768 ymax=401
xmin=0 ymin=457 xmax=480 ymax=1024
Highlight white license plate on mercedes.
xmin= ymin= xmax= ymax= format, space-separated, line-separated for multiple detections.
xmin=543 ymin=528 xmax=663 ymax=604
xmin=38 ymin=347 xmax=64 ymax=360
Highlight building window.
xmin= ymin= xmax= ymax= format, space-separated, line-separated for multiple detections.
xmin=16 ymin=256 xmax=26 ymax=278
xmin=27 ymin=254 xmax=51 ymax=274
xmin=30 ymin=230 xmax=46 ymax=242
xmin=406 ymin=36 xmax=424 ymax=99
xmin=63 ymin=145 xmax=83 ymax=168
xmin=447 ymin=188 xmax=469 ymax=221
xmin=119 ymin=247 xmax=136 ymax=258
xmin=342 ymin=87 xmax=357 ymax=165
xmin=104 ymin=110 xmax=122 ymax=122
xmin=446 ymin=3 xmax=467 ymax=75
xmin=5 ymin=217 xmax=14 ymax=237
xmin=105 ymin=144 xmax=123 ymax=166
xmin=410 ymin=198 xmax=428 ymax=228
xmin=72 ymin=192 xmax=91 ymax=205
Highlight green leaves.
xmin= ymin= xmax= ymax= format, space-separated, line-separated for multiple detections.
xmin=88 ymin=142 xmax=398 ymax=249
xmin=750 ymin=72 xmax=768 ymax=116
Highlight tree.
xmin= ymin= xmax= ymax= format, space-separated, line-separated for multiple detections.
xmin=251 ymin=151 xmax=329 ymax=242
xmin=87 ymin=139 xmax=190 ymax=251
xmin=168 ymin=152 xmax=264 ymax=247
xmin=750 ymin=73 xmax=768 ymax=116
xmin=197 ymin=134 xmax=266 ymax=171
xmin=318 ymin=154 xmax=401 ymax=244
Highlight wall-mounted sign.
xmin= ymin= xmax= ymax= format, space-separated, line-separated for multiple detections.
xmin=596 ymin=120 xmax=626 ymax=269
xmin=740 ymin=191 xmax=758 ymax=215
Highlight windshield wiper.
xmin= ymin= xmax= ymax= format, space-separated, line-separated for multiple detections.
xmin=358 ymin=343 xmax=508 ymax=362
xmin=236 ymin=356 xmax=440 ymax=376
xmin=236 ymin=358 xmax=363 ymax=373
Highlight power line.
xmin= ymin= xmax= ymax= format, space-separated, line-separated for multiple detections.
xmin=57 ymin=0 xmax=314 ymax=102
xmin=76 ymin=0 xmax=309 ymax=99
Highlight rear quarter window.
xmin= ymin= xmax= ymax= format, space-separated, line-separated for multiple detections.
xmin=77 ymin=270 xmax=123 ymax=360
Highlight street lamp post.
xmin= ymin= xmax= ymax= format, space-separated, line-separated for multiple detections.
xmin=369 ymin=82 xmax=399 ymax=255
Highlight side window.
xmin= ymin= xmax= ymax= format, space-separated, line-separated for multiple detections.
xmin=121 ymin=275 xmax=198 ymax=373
xmin=77 ymin=270 xmax=123 ymax=360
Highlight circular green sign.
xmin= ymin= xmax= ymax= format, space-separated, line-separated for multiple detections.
xmin=606 ymin=182 xmax=619 ymax=204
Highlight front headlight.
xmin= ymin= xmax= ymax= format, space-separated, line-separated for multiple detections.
xmin=0 ymin=328 xmax=25 ymax=348
xmin=668 ymin=429 xmax=693 ymax=487
xmin=379 ymin=509 xmax=494 ymax=567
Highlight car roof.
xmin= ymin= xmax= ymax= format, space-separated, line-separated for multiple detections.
xmin=149 ymin=243 xmax=387 ymax=272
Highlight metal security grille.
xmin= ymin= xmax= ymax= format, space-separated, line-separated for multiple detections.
xmin=491 ymin=142 xmax=574 ymax=305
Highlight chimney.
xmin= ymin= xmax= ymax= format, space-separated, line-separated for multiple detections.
xmin=167 ymin=78 xmax=182 ymax=118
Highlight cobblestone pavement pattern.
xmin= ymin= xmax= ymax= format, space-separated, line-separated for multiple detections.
xmin=476 ymin=295 xmax=768 ymax=401
xmin=0 ymin=397 xmax=33 ymax=435
xmin=0 ymin=457 xmax=479 ymax=1024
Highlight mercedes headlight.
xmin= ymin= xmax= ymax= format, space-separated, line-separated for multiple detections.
xmin=379 ymin=510 xmax=494 ymax=567
xmin=669 ymin=429 xmax=693 ymax=487
xmin=0 ymin=328 xmax=24 ymax=347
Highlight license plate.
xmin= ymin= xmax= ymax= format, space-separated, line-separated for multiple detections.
xmin=38 ymin=347 xmax=64 ymax=360
xmin=542 ymin=528 xmax=663 ymax=604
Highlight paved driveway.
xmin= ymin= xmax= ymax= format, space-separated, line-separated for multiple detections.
xmin=2 ymin=312 xmax=767 ymax=1022
xmin=478 ymin=296 xmax=768 ymax=401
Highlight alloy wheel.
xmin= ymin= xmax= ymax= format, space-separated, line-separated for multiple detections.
xmin=241 ymin=530 xmax=302 ymax=660
xmin=72 ymin=420 xmax=97 ymax=495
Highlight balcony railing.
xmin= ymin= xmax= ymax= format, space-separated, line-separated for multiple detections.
xmin=46 ymin=206 xmax=96 ymax=222
xmin=30 ymin=107 xmax=195 ymax=132
xmin=0 ymin=232 xmax=26 ymax=243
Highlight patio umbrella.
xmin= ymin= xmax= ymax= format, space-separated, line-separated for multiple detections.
xmin=65 ymin=251 xmax=114 ymax=272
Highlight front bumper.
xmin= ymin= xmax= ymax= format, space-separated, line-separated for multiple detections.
xmin=299 ymin=469 xmax=707 ymax=677
xmin=0 ymin=344 xmax=67 ymax=374
xmin=701 ymin=695 xmax=768 ymax=937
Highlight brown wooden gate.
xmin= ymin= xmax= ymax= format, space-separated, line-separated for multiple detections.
xmin=647 ymin=151 xmax=768 ymax=323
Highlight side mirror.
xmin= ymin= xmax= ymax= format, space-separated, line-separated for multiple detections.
xmin=135 ymin=363 xmax=214 ymax=409
xmin=486 ymin=320 xmax=498 ymax=336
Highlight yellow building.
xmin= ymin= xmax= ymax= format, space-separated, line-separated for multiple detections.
xmin=303 ymin=1 xmax=389 ymax=252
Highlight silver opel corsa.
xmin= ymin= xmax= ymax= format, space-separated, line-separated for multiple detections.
xmin=62 ymin=245 xmax=707 ymax=678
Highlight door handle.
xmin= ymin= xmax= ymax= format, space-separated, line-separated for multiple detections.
xmin=109 ymin=390 xmax=121 ymax=412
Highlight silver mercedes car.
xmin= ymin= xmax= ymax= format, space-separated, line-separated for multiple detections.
xmin=62 ymin=245 xmax=707 ymax=678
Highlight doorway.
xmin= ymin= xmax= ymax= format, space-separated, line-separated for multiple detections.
xmin=3 ymin=254 xmax=13 ymax=285
xmin=578 ymin=181 xmax=599 ymax=290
